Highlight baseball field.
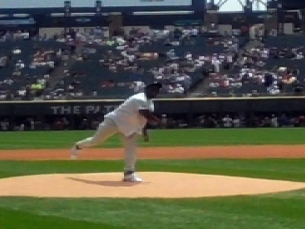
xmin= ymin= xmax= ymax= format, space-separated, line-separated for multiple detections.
xmin=0 ymin=128 xmax=305 ymax=229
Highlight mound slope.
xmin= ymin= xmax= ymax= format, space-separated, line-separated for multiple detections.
xmin=0 ymin=172 xmax=304 ymax=198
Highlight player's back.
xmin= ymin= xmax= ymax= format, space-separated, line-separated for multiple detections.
xmin=104 ymin=92 xmax=151 ymax=136
xmin=116 ymin=92 xmax=146 ymax=114
xmin=105 ymin=92 xmax=148 ymax=121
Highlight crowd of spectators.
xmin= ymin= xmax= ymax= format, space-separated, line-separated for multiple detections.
xmin=0 ymin=24 xmax=305 ymax=100
xmin=1 ymin=25 xmax=242 ymax=100
xmin=206 ymin=26 xmax=305 ymax=97
xmin=0 ymin=29 xmax=66 ymax=100
xmin=48 ymin=25 xmax=241 ymax=98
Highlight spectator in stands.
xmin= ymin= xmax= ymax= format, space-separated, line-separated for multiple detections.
xmin=0 ymin=119 xmax=9 ymax=131
xmin=232 ymin=116 xmax=241 ymax=128
xmin=271 ymin=114 xmax=278 ymax=127
xmin=222 ymin=115 xmax=232 ymax=128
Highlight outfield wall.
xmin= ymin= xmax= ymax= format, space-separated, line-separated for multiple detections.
xmin=0 ymin=97 xmax=304 ymax=116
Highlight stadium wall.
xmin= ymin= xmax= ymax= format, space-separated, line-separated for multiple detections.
xmin=0 ymin=97 xmax=304 ymax=116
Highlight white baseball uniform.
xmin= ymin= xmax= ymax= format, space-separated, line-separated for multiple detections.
xmin=76 ymin=92 xmax=154 ymax=171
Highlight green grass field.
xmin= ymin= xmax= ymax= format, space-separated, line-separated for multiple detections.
xmin=1 ymin=128 xmax=305 ymax=149
xmin=0 ymin=128 xmax=305 ymax=229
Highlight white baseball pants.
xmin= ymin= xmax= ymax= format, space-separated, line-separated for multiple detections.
xmin=76 ymin=118 xmax=139 ymax=172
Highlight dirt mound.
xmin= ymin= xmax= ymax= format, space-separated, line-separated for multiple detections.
xmin=0 ymin=172 xmax=304 ymax=198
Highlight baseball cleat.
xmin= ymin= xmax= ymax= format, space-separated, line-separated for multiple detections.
xmin=123 ymin=172 xmax=143 ymax=182
xmin=71 ymin=145 xmax=81 ymax=160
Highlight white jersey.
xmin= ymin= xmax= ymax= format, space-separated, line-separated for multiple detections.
xmin=105 ymin=92 xmax=154 ymax=137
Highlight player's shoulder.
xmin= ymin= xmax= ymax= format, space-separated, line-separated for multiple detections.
xmin=129 ymin=92 xmax=146 ymax=102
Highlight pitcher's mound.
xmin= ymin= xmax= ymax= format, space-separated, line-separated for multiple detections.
xmin=0 ymin=172 xmax=304 ymax=198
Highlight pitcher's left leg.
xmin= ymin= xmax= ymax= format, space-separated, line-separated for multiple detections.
xmin=120 ymin=133 xmax=142 ymax=182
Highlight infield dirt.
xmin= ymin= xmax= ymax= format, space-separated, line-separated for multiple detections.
xmin=0 ymin=145 xmax=305 ymax=160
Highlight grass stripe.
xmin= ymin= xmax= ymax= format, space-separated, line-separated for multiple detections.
xmin=0 ymin=206 xmax=125 ymax=229
xmin=1 ymin=128 xmax=305 ymax=149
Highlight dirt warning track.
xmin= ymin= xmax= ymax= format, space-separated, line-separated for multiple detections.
xmin=0 ymin=145 xmax=305 ymax=160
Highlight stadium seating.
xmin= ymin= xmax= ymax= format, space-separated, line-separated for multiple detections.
xmin=2 ymin=29 xmax=304 ymax=100
xmin=206 ymin=35 xmax=305 ymax=97
xmin=0 ymin=39 xmax=65 ymax=99
xmin=65 ymin=35 xmax=232 ymax=98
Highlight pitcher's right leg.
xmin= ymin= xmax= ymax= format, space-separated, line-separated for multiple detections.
xmin=71 ymin=119 xmax=118 ymax=159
